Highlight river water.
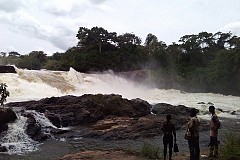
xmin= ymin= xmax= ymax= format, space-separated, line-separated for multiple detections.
xmin=0 ymin=67 xmax=239 ymax=159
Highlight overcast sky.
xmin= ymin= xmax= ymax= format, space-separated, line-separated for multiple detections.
xmin=0 ymin=0 xmax=240 ymax=55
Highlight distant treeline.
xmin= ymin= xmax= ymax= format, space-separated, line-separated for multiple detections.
xmin=1 ymin=27 xmax=240 ymax=96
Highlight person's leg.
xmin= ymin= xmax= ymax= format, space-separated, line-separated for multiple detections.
xmin=163 ymin=135 xmax=167 ymax=160
xmin=163 ymin=144 xmax=167 ymax=160
xmin=209 ymin=136 xmax=215 ymax=158
xmin=188 ymin=138 xmax=194 ymax=160
xmin=194 ymin=137 xmax=200 ymax=160
xmin=168 ymin=145 xmax=173 ymax=160
xmin=213 ymin=137 xmax=218 ymax=158
xmin=168 ymin=135 xmax=173 ymax=160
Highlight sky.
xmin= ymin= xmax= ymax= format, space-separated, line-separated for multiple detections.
xmin=0 ymin=0 xmax=240 ymax=55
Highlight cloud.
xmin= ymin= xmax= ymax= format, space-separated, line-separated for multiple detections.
xmin=41 ymin=0 xmax=90 ymax=17
xmin=220 ymin=22 xmax=240 ymax=35
xmin=0 ymin=0 xmax=25 ymax=12
xmin=89 ymin=0 xmax=107 ymax=5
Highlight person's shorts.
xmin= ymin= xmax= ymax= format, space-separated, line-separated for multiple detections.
xmin=163 ymin=134 xmax=173 ymax=147
xmin=210 ymin=136 xmax=218 ymax=146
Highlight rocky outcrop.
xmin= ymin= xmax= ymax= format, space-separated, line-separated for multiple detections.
xmin=7 ymin=94 xmax=199 ymax=141
xmin=0 ymin=144 xmax=7 ymax=152
xmin=152 ymin=103 xmax=195 ymax=115
xmin=0 ymin=66 xmax=16 ymax=73
xmin=8 ymin=94 xmax=151 ymax=128
xmin=0 ymin=108 xmax=17 ymax=153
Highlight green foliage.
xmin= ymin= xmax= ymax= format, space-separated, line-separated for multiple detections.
xmin=220 ymin=133 xmax=240 ymax=160
xmin=0 ymin=83 xmax=10 ymax=106
xmin=139 ymin=141 xmax=161 ymax=159
xmin=1 ymin=27 xmax=240 ymax=96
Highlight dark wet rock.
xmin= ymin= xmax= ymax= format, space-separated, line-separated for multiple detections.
xmin=50 ymin=128 xmax=69 ymax=135
xmin=7 ymin=94 xmax=200 ymax=141
xmin=0 ymin=124 xmax=8 ymax=133
xmin=231 ymin=111 xmax=236 ymax=115
xmin=0 ymin=108 xmax=18 ymax=124
xmin=217 ymin=108 xmax=223 ymax=112
xmin=24 ymin=113 xmax=44 ymax=141
xmin=8 ymin=94 xmax=151 ymax=127
xmin=207 ymin=102 xmax=214 ymax=105
xmin=152 ymin=103 xmax=195 ymax=116
xmin=0 ymin=145 xmax=7 ymax=152
xmin=0 ymin=65 xmax=16 ymax=73
xmin=0 ymin=108 xmax=17 ymax=133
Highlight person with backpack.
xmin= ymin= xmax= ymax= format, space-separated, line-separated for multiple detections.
xmin=208 ymin=105 xmax=220 ymax=158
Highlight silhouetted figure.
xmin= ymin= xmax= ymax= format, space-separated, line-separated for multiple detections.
xmin=161 ymin=114 xmax=176 ymax=160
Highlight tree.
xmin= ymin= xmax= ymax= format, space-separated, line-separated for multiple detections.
xmin=0 ymin=83 xmax=9 ymax=107
xmin=29 ymin=51 xmax=47 ymax=63
xmin=76 ymin=26 xmax=117 ymax=53
xmin=0 ymin=52 xmax=7 ymax=57
xmin=144 ymin=33 xmax=158 ymax=54
xmin=8 ymin=51 xmax=21 ymax=57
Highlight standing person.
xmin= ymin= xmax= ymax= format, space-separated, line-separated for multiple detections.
xmin=208 ymin=105 xmax=220 ymax=158
xmin=186 ymin=108 xmax=200 ymax=160
xmin=161 ymin=114 xmax=177 ymax=160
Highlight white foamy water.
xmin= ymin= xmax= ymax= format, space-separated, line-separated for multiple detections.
xmin=0 ymin=66 xmax=240 ymax=120
xmin=0 ymin=115 xmax=39 ymax=155
xmin=0 ymin=110 xmax=69 ymax=155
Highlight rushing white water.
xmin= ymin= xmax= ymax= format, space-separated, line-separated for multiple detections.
xmin=0 ymin=110 xmax=69 ymax=155
xmin=0 ymin=66 xmax=240 ymax=120
xmin=0 ymin=115 xmax=39 ymax=155
xmin=0 ymin=66 xmax=240 ymax=155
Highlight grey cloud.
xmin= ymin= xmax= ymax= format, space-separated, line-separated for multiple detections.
xmin=89 ymin=0 xmax=107 ymax=5
xmin=0 ymin=11 xmax=76 ymax=51
xmin=0 ymin=0 xmax=25 ymax=12
xmin=49 ymin=27 xmax=77 ymax=50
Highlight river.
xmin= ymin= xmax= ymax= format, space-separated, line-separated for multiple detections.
xmin=0 ymin=67 xmax=239 ymax=159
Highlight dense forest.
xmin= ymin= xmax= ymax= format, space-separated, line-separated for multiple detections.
xmin=0 ymin=27 xmax=240 ymax=96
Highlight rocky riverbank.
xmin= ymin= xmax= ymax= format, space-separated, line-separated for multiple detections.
xmin=0 ymin=94 xmax=214 ymax=159
xmin=6 ymin=94 xmax=199 ymax=142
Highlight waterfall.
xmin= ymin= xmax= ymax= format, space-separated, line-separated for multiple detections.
xmin=0 ymin=115 xmax=39 ymax=155
xmin=0 ymin=110 xmax=67 ymax=155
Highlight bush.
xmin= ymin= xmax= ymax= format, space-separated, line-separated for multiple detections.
xmin=139 ymin=141 xmax=161 ymax=159
xmin=220 ymin=133 xmax=240 ymax=160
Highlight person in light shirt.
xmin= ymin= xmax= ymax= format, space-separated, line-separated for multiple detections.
xmin=187 ymin=108 xmax=200 ymax=160
xmin=208 ymin=105 xmax=220 ymax=158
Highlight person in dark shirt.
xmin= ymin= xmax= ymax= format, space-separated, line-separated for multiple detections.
xmin=161 ymin=114 xmax=177 ymax=160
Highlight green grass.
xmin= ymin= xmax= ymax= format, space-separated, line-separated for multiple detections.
xmin=220 ymin=133 xmax=240 ymax=160
xmin=139 ymin=141 xmax=161 ymax=159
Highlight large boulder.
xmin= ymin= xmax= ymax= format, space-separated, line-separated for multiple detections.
xmin=8 ymin=94 xmax=151 ymax=127
xmin=152 ymin=103 xmax=196 ymax=116
xmin=0 ymin=66 xmax=16 ymax=73
xmin=0 ymin=108 xmax=17 ymax=133
xmin=0 ymin=108 xmax=17 ymax=124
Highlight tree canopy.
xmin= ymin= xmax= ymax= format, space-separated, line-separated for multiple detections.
xmin=1 ymin=27 xmax=240 ymax=96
